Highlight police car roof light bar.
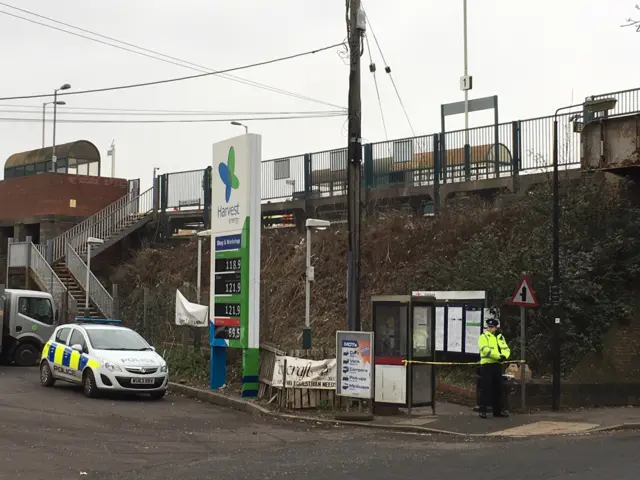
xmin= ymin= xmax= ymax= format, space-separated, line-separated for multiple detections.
xmin=74 ymin=317 xmax=122 ymax=325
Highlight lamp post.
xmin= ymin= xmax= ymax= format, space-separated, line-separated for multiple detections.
xmin=550 ymin=95 xmax=617 ymax=411
xmin=230 ymin=121 xmax=248 ymax=134
xmin=52 ymin=83 xmax=71 ymax=171
xmin=195 ymin=229 xmax=212 ymax=347
xmin=85 ymin=237 xmax=104 ymax=318
xmin=42 ymin=101 xmax=65 ymax=148
xmin=304 ymin=218 xmax=331 ymax=349
xmin=196 ymin=230 xmax=212 ymax=305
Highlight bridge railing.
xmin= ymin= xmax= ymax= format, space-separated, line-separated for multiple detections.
xmin=261 ymin=154 xmax=306 ymax=201
xmin=590 ymin=87 xmax=640 ymax=119
xmin=156 ymin=86 xmax=640 ymax=208
xmin=519 ymin=112 xmax=582 ymax=174
xmin=165 ymin=169 xmax=205 ymax=210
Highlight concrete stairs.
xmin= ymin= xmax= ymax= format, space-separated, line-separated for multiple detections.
xmin=52 ymin=262 xmax=103 ymax=319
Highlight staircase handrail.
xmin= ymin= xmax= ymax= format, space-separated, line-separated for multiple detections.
xmin=68 ymin=186 xmax=155 ymax=253
xmin=29 ymin=242 xmax=77 ymax=320
xmin=65 ymin=242 xmax=113 ymax=319
xmin=50 ymin=186 xmax=153 ymax=263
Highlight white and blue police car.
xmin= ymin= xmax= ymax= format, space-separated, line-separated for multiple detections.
xmin=39 ymin=318 xmax=169 ymax=399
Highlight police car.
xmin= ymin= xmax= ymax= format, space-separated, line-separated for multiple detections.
xmin=39 ymin=318 xmax=169 ymax=399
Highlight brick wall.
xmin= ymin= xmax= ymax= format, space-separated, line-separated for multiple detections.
xmin=0 ymin=173 xmax=128 ymax=221
xmin=569 ymin=285 xmax=640 ymax=383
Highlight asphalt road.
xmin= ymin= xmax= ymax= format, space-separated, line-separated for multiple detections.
xmin=2 ymin=366 xmax=640 ymax=480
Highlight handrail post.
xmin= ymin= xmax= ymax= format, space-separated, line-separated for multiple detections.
xmin=6 ymin=237 xmax=12 ymax=287
xmin=112 ymin=284 xmax=119 ymax=319
xmin=25 ymin=236 xmax=32 ymax=289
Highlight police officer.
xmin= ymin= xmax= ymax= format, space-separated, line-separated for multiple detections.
xmin=477 ymin=318 xmax=511 ymax=419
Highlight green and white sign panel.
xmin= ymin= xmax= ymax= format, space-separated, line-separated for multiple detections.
xmin=209 ymin=134 xmax=261 ymax=397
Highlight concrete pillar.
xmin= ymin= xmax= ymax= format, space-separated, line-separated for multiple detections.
xmin=13 ymin=223 xmax=25 ymax=242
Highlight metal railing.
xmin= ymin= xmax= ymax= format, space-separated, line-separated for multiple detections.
xmin=262 ymin=155 xmax=306 ymax=201
xmin=30 ymin=243 xmax=77 ymax=319
xmin=68 ymin=186 xmax=155 ymax=256
xmin=66 ymin=242 xmax=113 ymax=318
xmin=6 ymin=241 xmax=76 ymax=319
xmin=165 ymin=169 xmax=205 ymax=210
xmin=590 ymin=87 xmax=640 ymax=119
xmin=8 ymin=241 xmax=27 ymax=267
xmin=50 ymin=186 xmax=154 ymax=263
xmin=250 ymin=86 xmax=640 ymax=203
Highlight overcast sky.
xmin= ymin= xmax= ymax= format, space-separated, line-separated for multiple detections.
xmin=0 ymin=0 xmax=637 ymax=187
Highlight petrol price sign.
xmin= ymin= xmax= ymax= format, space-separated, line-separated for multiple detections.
xmin=214 ymin=272 xmax=242 ymax=295
xmin=209 ymin=134 xmax=262 ymax=396
xmin=215 ymin=257 xmax=241 ymax=273
xmin=213 ymin=302 xmax=241 ymax=318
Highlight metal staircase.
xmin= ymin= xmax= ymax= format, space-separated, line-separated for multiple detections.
xmin=50 ymin=186 xmax=155 ymax=263
xmin=53 ymin=260 xmax=102 ymax=319
xmin=7 ymin=240 xmax=78 ymax=321
xmin=44 ymin=186 xmax=155 ymax=318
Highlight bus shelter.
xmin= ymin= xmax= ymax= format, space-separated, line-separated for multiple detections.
xmin=372 ymin=295 xmax=436 ymax=415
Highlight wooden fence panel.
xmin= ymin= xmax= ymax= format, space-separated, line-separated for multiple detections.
xmin=257 ymin=344 xmax=342 ymax=410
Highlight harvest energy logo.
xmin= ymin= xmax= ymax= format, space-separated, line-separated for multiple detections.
xmin=217 ymin=146 xmax=241 ymax=221
xmin=218 ymin=146 xmax=240 ymax=203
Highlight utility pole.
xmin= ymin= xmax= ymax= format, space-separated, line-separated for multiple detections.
xmin=347 ymin=0 xmax=364 ymax=331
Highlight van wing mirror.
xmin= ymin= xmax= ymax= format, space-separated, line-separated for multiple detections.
xmin=54 ymin=309 xmax=60 ymax=324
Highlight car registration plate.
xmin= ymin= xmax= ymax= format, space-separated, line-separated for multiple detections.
xmin=131 ymin=377 xmax=155 ymax=385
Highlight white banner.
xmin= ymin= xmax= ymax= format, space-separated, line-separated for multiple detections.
xmin=175 ymin=289 xmax=208 ymax=327
xmin=272 ymin=355 xmax=337 ymax=389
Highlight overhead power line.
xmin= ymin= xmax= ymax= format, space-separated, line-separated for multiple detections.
xmin=0 ymin=2 xmax=345 ymax=110
xmin=361 ymin=5 xmax=415 ymax=137
xmin=0 ymin=106 xmax=346 ymax=117
xmin=365 ymin=34 xmax=388 ymax=141
xmin=0 ymin=41 xmax=346 ymax=101
xmin=0 ymin=112 xmax=346 ymax=124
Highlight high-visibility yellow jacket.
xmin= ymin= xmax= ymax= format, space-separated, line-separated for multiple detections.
xmin=478 ymin=331 xmax=511 ymax=365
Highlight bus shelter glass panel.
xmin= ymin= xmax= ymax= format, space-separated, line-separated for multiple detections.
xmin=373 ymin=303 xmax=408 ymax=360
xmin=409 ymin=303 xmax=436 ymax=407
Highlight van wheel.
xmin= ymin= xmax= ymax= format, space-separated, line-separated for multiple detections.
xmin=83 ymin=370 xmax=100 ymax=398
xmin=40 ymin=361 xmax=56 ymax=387
xmin=14 ymin=344 xmax=40 ymax=367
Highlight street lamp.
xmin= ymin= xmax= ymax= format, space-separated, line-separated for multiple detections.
xmin=85 ymin=236 xmax=104 ymax=318
xmin=196 ymin=230 xmax=212 ymax=305
xmin=303 ymin=218 xmax=331 ymax=349
xmin=52 ymin=83 xmax=71 ymax=171
xmin=195 ymin=229 xmax=212 ymax=347
xmin=550 ymin=95 xmax=617 ymax=411
xmin=42 ymin=101 xmax=65 ymax=148
xmin=230 ymin=121 xmax=248 ymax=134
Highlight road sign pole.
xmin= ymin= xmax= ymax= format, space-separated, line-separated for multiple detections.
xmin=520 ymin=305 xmax=526 ymax=412
xmin=509 ymin=274 xmax=538 ymax=414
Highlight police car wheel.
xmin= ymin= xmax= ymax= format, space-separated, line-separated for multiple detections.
xmin=82 ymin=370 xmax=100 ymax=398
xmin=14 ymin=344 xmax=40 ymax=367
xmin=40 ymin=361 xmax=56 ymax=387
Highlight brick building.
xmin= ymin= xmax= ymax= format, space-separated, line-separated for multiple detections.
xmin=0 ymin=140 xmax=131 ymax=274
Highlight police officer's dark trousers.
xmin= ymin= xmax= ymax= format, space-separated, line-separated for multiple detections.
xmin=478 ymin=363 xmax=503 ymax=414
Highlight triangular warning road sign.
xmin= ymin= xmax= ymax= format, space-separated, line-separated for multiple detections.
xmin=509 ymin=275 xmax=539 ymax=307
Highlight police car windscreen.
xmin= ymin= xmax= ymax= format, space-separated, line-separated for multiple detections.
xmin=86 ymin=329 xmax=151 ymax=351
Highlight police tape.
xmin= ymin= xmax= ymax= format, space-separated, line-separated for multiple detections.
xmin=402 ymin=359 xmax=526 ymax=366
